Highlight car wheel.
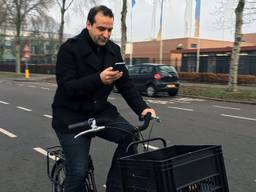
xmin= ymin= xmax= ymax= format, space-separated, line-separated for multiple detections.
xmin=168 ymin=89 xmax=178 ymax=96
xmin=146 ymin=85 xmax=156 ymax=97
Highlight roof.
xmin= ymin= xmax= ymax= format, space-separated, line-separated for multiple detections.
xmin=171 ymin=46 xmax=256 ymax=54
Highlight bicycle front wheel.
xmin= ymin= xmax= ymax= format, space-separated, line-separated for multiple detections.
xmin=52 ymin=160 xmax=95 ymax=192
xmin=52 ymin=161 xmax=65 ymax=192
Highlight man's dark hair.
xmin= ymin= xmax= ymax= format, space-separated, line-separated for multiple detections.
xmin=87 ymin=5 xmax=114 ymax=24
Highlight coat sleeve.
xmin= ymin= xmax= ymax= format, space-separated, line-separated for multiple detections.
xmin=114 ymin=48 xmax=149 ymax=115
xmin=56 ymin=42 xmax=104 ymax=98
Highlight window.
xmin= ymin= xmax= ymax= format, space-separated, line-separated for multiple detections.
xmin=158 ymin=65 xmax=177 ymax=73
xmin=128 ymin=66 xmax=140 ymax=75
xmin=191 ymin=43 xmax=197 ymax=48
xmin=140 ymin=66 xmax=153 ymax=74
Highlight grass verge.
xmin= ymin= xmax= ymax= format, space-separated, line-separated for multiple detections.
xmin=179 ymin=85 xmax=256 ymax=104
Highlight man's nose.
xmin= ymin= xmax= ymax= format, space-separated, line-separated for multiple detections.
xmin=103 ymin=30 xmax=110 ymax=38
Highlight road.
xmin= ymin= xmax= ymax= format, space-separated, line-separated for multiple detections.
xmin=0 ymin=79 xmax=255 ymax=192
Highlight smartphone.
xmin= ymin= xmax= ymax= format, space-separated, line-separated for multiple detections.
xmin=113 ymin=62 xmax=126 ymax=71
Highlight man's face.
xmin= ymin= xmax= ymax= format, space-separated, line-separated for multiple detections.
xmin=87 ymin=12 xmax=114 ymax=46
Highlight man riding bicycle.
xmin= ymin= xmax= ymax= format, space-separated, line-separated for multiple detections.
xmin=51 ymin=5 xmax=156 ymax=192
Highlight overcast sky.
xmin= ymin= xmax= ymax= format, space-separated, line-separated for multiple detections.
xmin=50 ymin=0 xmax=256 ymax=42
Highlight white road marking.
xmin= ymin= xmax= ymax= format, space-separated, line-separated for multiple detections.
xmin=221 ymin=114 xmax=256 ymax=121
xmin=213 ymin=105 xmax=240 ymax=110
xmin=40 ymin=87 xmax=50 ymax=90
xmin=44 ymin=114 xmax=52 ymax=119
xmin=17 ymin=106 xmax=32 ymax=112
xmin=16 ymin=84 xmax=25 ymax=86
xmin=47 ymin=83 xmax=57 ymax=87
xmin=108 ymin=97 xmax=116 ymax=100
xmin=175 ymin=97 xmax=205 ymax=102
xmin=33 ymin=147 xmax=59 ymax=160
xmin=175 ymin=101 xmax=190 ymax=104
xmin=168 ymin=106 xmax=194 ymax=111
xmin=0 ymin=100 xmax=9 ymax=105
xmin=0 ymin=128 xmax=17 ymax=138
xmin=146 ymin=99 xmax=168 ymax=104
xmin=28 ymin=85 xmax=36 ymax=88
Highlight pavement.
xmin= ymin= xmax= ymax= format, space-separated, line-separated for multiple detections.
xmin=6 ymin=73 xmax=255 ymax=91
xmin=1 ymin=73 xmax=56 ymax=83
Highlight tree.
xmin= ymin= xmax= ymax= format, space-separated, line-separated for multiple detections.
xmin=228 ymin=0 xmax=245 ymax=92
xmin=0 ymin=0 xmax=9 ymax=26
xmin=120 ymin=0 xmax=127 ymax=59
xmin=55 ymin=0 xmax=97 ymax=45
xmin=2 ymin=0 xmax=53 ymax=74
xmin=56 ymin=0 xmax=75 ymax=45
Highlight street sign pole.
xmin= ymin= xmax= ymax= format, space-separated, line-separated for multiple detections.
xmin=22 ymin=44 xmax=31 ymax=79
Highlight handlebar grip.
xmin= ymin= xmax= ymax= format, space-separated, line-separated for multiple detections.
xmin=68 ymin=121 xmax=89 ymax=131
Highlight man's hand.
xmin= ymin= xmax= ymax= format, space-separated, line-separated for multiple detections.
xmin=100 ymin=67 xmax=123 ymax=85
xmin=141 ymin=108 xmax=157 ymax=118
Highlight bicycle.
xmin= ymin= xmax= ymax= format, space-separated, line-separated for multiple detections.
xmin=47 ymin=114 xmax=229 ymax=192
xmin=47 ymin=113 xmax=161 ymax=192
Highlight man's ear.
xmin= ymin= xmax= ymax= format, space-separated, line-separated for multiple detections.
xmin=86 ymin=21 xmax=92 ymax=30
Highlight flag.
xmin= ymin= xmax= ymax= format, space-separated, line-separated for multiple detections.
xmin=132 ymin=0 xmax=136 ymax=7
xmin=194 ymin=0 xmax=201 ymax=37
xmin=156 ymin=0 xmax=164 ymax=41
xmin=185 ymin=0 xmax=193 ymax=37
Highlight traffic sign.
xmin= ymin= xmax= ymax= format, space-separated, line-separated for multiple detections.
xmin=22 ymin=44 xmax=31 ymax=60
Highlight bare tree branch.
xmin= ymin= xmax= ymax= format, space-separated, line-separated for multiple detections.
xmin=1 ymin=0 xmax=54 ymax=74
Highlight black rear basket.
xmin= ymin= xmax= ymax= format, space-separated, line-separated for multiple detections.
xmin=119 ymin=145 xmax=229 ymax=192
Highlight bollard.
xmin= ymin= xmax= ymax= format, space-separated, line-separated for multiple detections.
xmin=25 ymin=63 xmax=30 ymax=79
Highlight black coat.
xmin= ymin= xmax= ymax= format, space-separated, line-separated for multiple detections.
xmin=52 ymin=29 xmax=148 ymax=132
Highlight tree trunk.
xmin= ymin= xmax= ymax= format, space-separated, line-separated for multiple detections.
xmin=58 ymin=6 xmax=65 ymax=45
xmin=15 ymin=42 xmax=21 ymax=74
xmin=121 ymin=0 xmax=127 ymax=60
xmin=228 ymin=0 xmax=245 ymax=92
xmin=15 ymin=5 xmax=22 ymax=74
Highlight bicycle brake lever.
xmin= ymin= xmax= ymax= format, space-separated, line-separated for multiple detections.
xmin=155 ymin=116 xmax=161 ymax=123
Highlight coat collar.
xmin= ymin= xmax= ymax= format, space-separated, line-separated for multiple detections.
xmin=76 ymin=29 xmax=116 ymax=57
xmin=74 ymin=29 xmax=116 ymax=71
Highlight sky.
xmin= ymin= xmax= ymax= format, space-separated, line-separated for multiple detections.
xmin=50 ymin=0 xmax=256 ymax=42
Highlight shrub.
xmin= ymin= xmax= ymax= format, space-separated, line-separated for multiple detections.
xmin=178 ymin=72 xmax=256 ymax=85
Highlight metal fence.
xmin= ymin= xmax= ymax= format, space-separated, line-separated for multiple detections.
xmin=181 ymin=55 xmax=256 ymax=75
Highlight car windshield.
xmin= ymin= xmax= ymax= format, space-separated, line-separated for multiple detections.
xmin=158 ymin=65 xmax=177 ymax=73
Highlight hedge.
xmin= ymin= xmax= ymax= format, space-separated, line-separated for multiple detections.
xmin=178 ymin=72 xmax=256 ymax=85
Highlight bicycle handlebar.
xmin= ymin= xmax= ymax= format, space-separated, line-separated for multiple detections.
xmin=68 ymin=118 xmax=96 ymax=131
xmin=68 ymin=112 xmax=159 ymax=138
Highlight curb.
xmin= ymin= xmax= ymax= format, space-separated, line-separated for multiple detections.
xmin=179 ymin=94 xmax=256 ymax=105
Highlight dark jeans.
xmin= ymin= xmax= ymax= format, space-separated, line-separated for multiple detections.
xmin=54 ymin=115 xmax=138 ymax=192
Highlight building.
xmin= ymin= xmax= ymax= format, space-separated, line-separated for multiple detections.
xmin=173 ymin=46 xmax=256 ymax=75
xmin=0 ymin=26 xmax=59 ymax=72
xmin=242 ymin=33 xmax=256 ymax=45
xmin=125 ymin=37 xmax=253 ymax=70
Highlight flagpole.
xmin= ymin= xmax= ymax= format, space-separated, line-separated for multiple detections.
xmin=159 ymin=0 xmax=164 ymax=64
xmin=195 ymin=0 xmax=201 ymax=73
xmin=129 ymin=2 xmax=133 ymax=66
